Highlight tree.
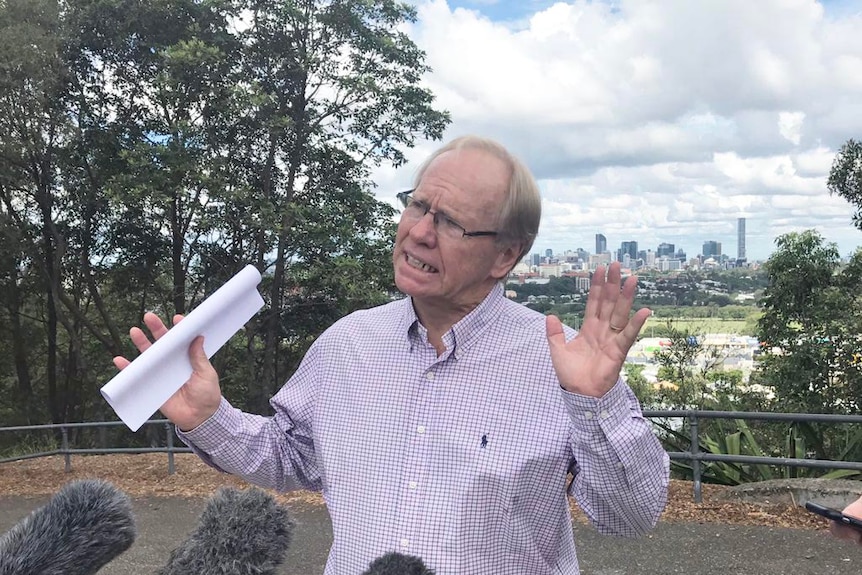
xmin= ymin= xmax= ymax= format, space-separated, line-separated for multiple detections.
xmin=828 ymin=139 xmax=862 ymax=231
xmin=623 ymin=364 xmax=655 ymax=407
xmin=753 ymin=231 xmax=862 ymax=463
xmin=0 ymin=0 xmax=450 ymax=426
xmin=652 ymin=322 xmax=723 ymax=410
xmin=754 ymin=231 xmax=862 ymax=414
xmin=228 ymin=0 xmax=449 ymax=409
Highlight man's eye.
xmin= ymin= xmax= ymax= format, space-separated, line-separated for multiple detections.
xmin=440 ymin=215 xmax=460 ymax=230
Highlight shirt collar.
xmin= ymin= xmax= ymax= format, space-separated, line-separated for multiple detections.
xmin=400 ymin=283 xmax=507 ymax=356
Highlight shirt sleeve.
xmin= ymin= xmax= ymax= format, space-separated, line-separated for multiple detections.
xmin=176 ymin=341 xmax=323 ymax=493
xmin=562 ymin=379 xmax=670 ymax=536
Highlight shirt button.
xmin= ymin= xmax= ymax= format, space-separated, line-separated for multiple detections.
xmin=400 ymin=538 xmax=410 ymax=549
xmin=426 ymin=372 xmax=435 ymax=381
xmin=584 ymin=411 xmax=594 ymax=420
xmin=409 ymin=481 xmax=418 ymax=489
xmin=600 ymin=410 xmax=610 ymax=419
xmin=417 ymin=425 xmax=426 ymax=434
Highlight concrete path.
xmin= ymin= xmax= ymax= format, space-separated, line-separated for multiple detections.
xmin=1 ymin=495 xmax=860 ymax=574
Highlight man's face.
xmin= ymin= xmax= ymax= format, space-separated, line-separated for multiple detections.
xmin=392 ymin=148 xmax=518 ymax=313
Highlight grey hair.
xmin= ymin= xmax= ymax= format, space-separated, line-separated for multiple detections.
xmin=413 ymin=135 xmax=541 ymax=264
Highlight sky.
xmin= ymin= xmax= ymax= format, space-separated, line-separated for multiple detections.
xmin=369 ymin=0 xmax=862 ymax=262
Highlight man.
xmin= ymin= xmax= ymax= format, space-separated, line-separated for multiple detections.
xmin=115 ymin=136 xmax=669 ymax=574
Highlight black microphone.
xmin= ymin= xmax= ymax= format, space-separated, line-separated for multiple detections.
xmin=361 ymin=552 xmax=436 ymax=575
xmin=156 ymin=486 xmax=293 ymax=575
xmin=0 ymin=478 xmax=136 ymax=575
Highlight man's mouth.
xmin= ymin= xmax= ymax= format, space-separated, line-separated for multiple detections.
xmin=406 ymin=254 xmax=439 ymax=273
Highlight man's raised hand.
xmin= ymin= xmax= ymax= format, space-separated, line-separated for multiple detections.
xmin=113 ymin=312 xmax=221 ymax=432
xmin=546 ymin=262 xmax=650 ymax=397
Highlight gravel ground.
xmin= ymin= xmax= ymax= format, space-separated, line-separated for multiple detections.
xmin=0 ymin=453 xmax=830 ymax=531
xmin=4 ymin=454 xmax=861 ymax=575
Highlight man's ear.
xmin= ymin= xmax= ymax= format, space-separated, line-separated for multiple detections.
xmin=491 ymin=242 xmax=524 ymax=280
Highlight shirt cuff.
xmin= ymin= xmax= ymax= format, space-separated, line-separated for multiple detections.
xmin=561 ymin=379 xmax=629 ymax=433
xmin=176 ymin=397 xmax=242 ymax=453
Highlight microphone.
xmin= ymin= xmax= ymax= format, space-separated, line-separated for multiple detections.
xmin=361 ymin=552 xmax=436 ymax=575
xmin=0 ymin=478 xmax=137 ymax=575
xmin=156 ymin=486 xmax=293 ymax=575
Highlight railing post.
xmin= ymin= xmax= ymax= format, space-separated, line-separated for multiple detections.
xmin=690 ymin=413 xmax=702 ymax=503
xmin=165 ymin=422 xmax=175 ymax=475
xmin=61 ymin=426 xmax=71 ymax=473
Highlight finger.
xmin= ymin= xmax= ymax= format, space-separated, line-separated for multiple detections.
xmin=143 ymin=312 xmax=170 ymax=340
xmin=583 ymin=265 xmax=606 ymax=321
xmin=173 ymin=313 xmax=185 ymax=326
xmin=113 ymin=356 xmax=131 ymax=370
xmin=621 ymin=308 xmax=651 ymax=340
xmin=600 ymin=262 xmax=622 ymax=321
xmin=129 ymin=326 xmax=153 ymax=353
xmin=545 ymin=315 xmax=566 ymax=352
xmin=610 ymin=274 xmax=639 ymax=330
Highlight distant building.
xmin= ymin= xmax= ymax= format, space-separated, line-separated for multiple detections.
xmin=658 ymin=258 xmax=682 ymax=272
xmin=657 ymin=242 xmax=675 ymax=258
xmin=595 ymin=233 xmax=607 ymax=255
xmin=703 ymin=240 xmax=722 ymax=258
xmin=737 ymin=217 xmax=747 ymax=262
xmin=574 ymin=276 xmax=591 ymax=292
xmin=619 ymin=240 xmax=638 ymax=262
xmin=645 ymin=250 xmax=656 ymax=267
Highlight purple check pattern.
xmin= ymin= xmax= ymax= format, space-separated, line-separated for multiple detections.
xmin=181 ymin=284 xmax=669 ymax=574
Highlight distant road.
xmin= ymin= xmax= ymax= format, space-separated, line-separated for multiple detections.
xmin=1 ymin=495 xmax=860 ymax=574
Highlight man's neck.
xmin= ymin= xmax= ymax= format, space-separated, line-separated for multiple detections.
xmin=411 ymin=287 xmax=496 ymax=355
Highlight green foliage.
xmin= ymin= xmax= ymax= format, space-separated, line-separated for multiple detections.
xmin=0 ymin=432 xmax=59 ymax=460
xmin=0 ymin=0 xmax=449 ymax=425
xmin=755 ymin=230 xmax=862 ymax=415
xmin=828 ymin=139 xmax=862 ymax=231
xmin=655 ymin=418 xmax=856 ymax=485
xmin=651 ymin=321 xmax=723 ymax=410
xmin=624 ymin=364 xmax=655 ymax=406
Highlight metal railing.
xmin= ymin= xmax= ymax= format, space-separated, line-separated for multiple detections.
xmin=644 ymin=409 xmax=862 ymax=502
xmin=0 ymin=419 xmax=191 ymax=475
xmin=2 ymin=412 xmax=862 ymax=502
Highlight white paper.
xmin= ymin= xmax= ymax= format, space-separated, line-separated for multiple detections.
xmin=101 ymin=265 xmax=265 ymax=431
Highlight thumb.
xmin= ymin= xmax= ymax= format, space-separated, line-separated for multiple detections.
xmin=546 ymin=315 xmax=566 ymax=353
xmin=189 ymin=336 xmax=213 ymax=374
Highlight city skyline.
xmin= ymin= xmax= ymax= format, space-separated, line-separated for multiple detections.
xmin=531 ymin=214 xmax=844 ymax=263
xmin=371 ymin=0 xmax=862 ymax=263
xmin=538 ymin=217 xmax=748 ymax=263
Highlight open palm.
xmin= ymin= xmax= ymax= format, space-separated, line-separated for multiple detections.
xmin=546 ymin=262 xmax=651 ymax=397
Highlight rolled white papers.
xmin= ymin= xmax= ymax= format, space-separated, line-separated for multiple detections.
xmin=101 ymin=264 xmax=265 ymax=431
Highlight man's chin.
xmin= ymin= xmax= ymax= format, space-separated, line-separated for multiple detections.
xmin=395 ymin=274 xmax=435 ymax=299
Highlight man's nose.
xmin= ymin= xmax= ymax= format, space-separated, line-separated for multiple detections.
xmin=409 ymin=209 xmax=438 ymax=242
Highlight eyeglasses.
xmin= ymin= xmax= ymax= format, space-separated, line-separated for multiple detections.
xmin=397 ymin=190 xmax=498 ymax=239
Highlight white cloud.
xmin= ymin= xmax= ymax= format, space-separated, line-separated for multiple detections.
xmin=374 ymin=0 xmax=862 ymax=260
xmin=778 ymin=111 xmax=806 ymax=145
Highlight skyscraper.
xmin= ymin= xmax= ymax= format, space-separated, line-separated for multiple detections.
xmin=620 ymin=241 xmax=638 ymax=261
xmin=737 ymin=217 xmax=746 ymax=261
xmin=595 ymin=233 xmax=607 ymax=254
xmin=657 ymin=242 xmax=675 ymax=258
xmin=703 ymin=240 xmax=722 ymax=258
